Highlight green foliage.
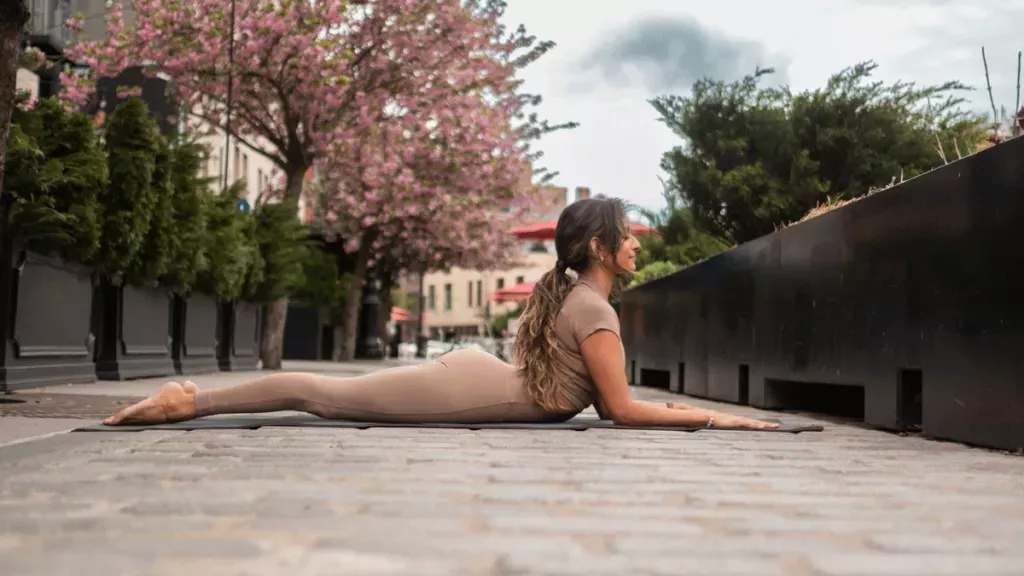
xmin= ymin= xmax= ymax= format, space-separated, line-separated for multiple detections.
xmin=293 ymin=247 xmax=348 ymax=312
xmin=634 ymin=187 xmax=731 ymax=270
xmin=97 ymin=98 xmax=161 ymax=284
xmin=490 ymin=303 xmax=524 ymax=335
xmin=197 ymin=180 xmax=260 ymax=300
xmin=243 ymin=199 xmax=310 ymax=303
xmin=651 ymin=61 xmax=987 ymax=244
xmin=161 ymin=136 xmax=215 ymax=293
xmin=125 ymin=136 xmax=173 ymax=287
xmin=627 ymin=261 xmax=681 ymax=289
xmin=3 ymin=96 xmax=105 ymax=264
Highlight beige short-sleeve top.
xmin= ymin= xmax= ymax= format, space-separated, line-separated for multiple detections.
xmin=552 ymin=278 xmax=622 ymax=411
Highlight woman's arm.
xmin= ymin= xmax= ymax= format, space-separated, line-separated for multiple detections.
xmin=580 ymin=331 xmax=778 ymax=429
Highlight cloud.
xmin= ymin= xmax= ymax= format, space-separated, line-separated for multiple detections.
xmin=568 ymin=16 xmax=790 ymax=95
xmin=881 ymin=1 xmax=1024 ymax=119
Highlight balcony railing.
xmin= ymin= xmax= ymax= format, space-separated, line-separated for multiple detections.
xmin=26 ymin=0 xmax=74 ymax=56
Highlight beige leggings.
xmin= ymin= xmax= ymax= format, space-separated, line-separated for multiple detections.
xmin=194 ymin=349 xmax=576 ymax=423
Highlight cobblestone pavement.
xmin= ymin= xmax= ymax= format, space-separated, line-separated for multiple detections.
xmin=2 ymin=365 xmax=1024 ymax=575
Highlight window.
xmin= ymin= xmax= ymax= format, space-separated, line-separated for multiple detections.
xmin=476 ymin=280 xmax=482 ymax=308
xmin=428 ymin=285 xmax=435 ymax=310
xmin=444 ymin=283 xmax=452 ymax=310
xmin=467 ymin=281 xmax=473 ymax=306
xmin=515 ymin=275 xmax=524 ymax=285
xmin=242 ymin=152 xmax=249 ymax=185
xmin=257 ymin=168 xmax=264 ymax=194
xmin=233 ymin=146 xmax=240 ymax=181
xmin=496 ymin=278 xmax=505 ymax=290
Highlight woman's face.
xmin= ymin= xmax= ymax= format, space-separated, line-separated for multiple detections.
xmin=612 ymin=225 xmax=641 ymax=274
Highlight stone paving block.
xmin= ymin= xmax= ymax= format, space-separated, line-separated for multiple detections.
xmin=865 ymin=533 xmax=1017 ymax=554
xmin=500 ymin=553 xmax=793 ymax=576
xmin=147 ymin=544 xmax=458 ymax=576
xmin=316 ymin=532 xmax=590 ymax=558
xmin=808 ymin=553 xmax=1024 ymax=576
xmin=724 ymin=516 xmax=950 ymax=536
xmin=612 ymin=534 xmax=857 ymax=556
xmin=487 ymin=515 xmax=704 ymax=536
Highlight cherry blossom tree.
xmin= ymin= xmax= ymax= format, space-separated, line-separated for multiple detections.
xmin=59 ymin=0 xmax=572 ymax=365
xmin=314 ymin=0 xmax=575 ymax=359
xmin=60 ymin=0 xmax=537 ymax=367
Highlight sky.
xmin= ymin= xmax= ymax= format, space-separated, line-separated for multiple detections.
xmin=502 ymin=0 xmax=1024 ymax=213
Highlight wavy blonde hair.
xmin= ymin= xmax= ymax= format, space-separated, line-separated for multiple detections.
xmin=512 ymin=198 xmax=631 ymax=411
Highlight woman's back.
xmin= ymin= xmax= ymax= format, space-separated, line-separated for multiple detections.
xmin=549 ymin=277 xmax=621 ymax=412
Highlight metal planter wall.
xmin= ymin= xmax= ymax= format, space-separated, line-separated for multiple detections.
xmin=218 ymin=301 xmax=261 ymax=371
xmin=621 ymin=137 xmax=1024 ymax=452
xmin=173 ymin=293 xmax=220 ymax=375
xmin=93 ymin=283 xmax=176 ymax=380
xmin=0 ymin=247 xmax=96 ymax=392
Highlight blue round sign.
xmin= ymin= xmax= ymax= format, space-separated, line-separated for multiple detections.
xmin=236 ymin=198 xmax=250 ymax=213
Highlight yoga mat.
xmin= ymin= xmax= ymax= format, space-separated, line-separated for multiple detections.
xmin=73 ymin=414 xmax=824 ymax=433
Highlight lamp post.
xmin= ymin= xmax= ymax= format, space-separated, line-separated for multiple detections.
xmin=415 ymin=269 xmax=426 ymax=358
xmin=355 ymin=266 xmax=384 ymax=359
xmin=222 ymin=0 xmax=235 ymax=190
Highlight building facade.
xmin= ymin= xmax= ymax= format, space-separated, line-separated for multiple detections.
xmin=21 ymin=0 xmax=301 ymax=214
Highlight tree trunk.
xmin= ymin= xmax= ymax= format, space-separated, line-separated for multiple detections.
xmin=259 ymin=298 xmax=288 ymax=370
xmin=0 ymin=9 xmax=28 ymax=195
xmin=258 ymin=164 xmax=307 ymax=370
xmin=338 ymin=230 xmax=374 ymax=361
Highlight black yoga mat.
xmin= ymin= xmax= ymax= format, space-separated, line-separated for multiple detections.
xmin=73 ymin=414 xmax=824 ymax=433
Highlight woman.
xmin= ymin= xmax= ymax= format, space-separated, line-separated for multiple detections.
xmin=104 ymin=197 xmax=776 ymax=430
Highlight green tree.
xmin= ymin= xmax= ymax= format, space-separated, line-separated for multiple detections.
xmin=3 ymin=96 xmax=105 ymax=263
xmin=293 ymin=247 xmax=347 ymax=313
xmin=197 ymin=181 xmax=258 ymax=300
xmin=652 ymin=62 xmax=986 ymax=244
xmin=243 ymin=199 xmax=310 ymax=304
xmin=97 ymin=98 xmax=161 ymax=284
xmin=627 ymin=261 xmax=681 ymax=289
xmin=634 ymin=183 xmax=731 ymax=271
xmin=161 ymin=136 xmax=215 ymax=294
xmin=125 ymin=137 xmax=173 ymax=287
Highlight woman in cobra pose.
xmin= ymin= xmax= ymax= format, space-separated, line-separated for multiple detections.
xmin=104 ymin=197 xmax=776 ymax=430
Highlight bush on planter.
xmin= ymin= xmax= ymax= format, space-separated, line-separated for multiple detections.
xmin=124 ymin=135 xmax=174 ymax=287
xmin=244 ymin=198 xmax=310 ymax=304
xmin=162 ymin=136 xmax=213 ymax=294
xmin=3 ymin=95 xmax=105 ymax=262
xmin=92 ymin=98 xmax=175 ymax=380
xmin=96 ymin=98 xmax=162 ymax=285
xmin=198 ymin=180 xmax=262 ymax=301
xmin=0 ymin=96 xmax=107 ymax=390
xmin=196 ymin=181 xmax=263 ymax=370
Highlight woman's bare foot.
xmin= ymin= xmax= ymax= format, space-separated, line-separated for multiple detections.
xmin=103 ymin=381 xmax=199 ymax=425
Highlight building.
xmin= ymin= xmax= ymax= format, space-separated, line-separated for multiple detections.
xmin=20 ymin=0 xmax=297 ymax=213
xmin=400 ymin=186 xmax=593 ymax=341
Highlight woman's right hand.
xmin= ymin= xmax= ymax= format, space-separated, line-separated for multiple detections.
xmin=707 ymin=411 xmax=780 ymax=430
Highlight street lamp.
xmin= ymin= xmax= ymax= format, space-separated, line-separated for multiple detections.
xmin=222 ymin=0 xmax=235 ymax=190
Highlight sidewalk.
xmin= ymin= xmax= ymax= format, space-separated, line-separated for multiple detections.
xmin=2 ymin=362 xmax=1023 ymax=575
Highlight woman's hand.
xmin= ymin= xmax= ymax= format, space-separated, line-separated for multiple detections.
xmin=707 ymin=411 xmax=779 ymax=430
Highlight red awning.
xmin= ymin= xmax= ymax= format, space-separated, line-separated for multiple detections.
xmin=492 ymin=281 xmax=536 ymax=303
xmin=510 ymin=219 xmax=654 ymax=241
xmin=390 ymin=307 xmax=411 ymax=322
